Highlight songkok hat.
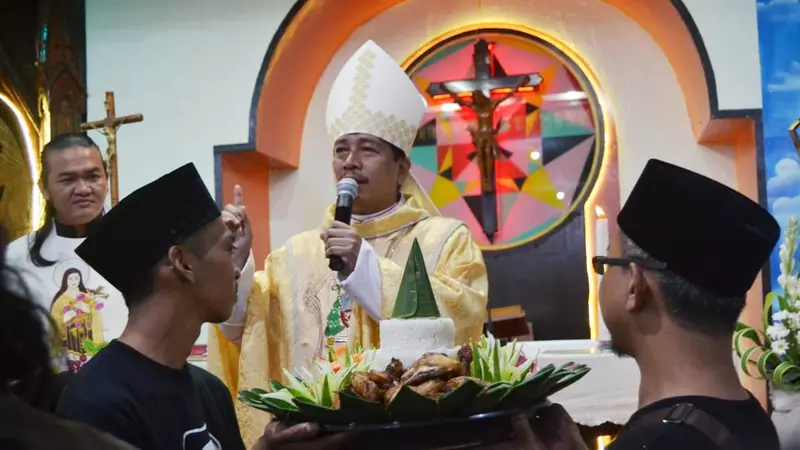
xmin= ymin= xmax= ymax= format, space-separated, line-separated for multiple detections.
xmin=617 ymin=159 xmax=779 ymax=297
xmin=326 ymin=40 xmax=440 ymax=216
xmin=75 ymin=163 xmax=221 ymax=298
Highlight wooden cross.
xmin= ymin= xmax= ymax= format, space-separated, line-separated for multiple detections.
xmin=80 ymin=91 xmax=143 ymax=206
xmin=427 ymin=39 xmax=543 ymax=241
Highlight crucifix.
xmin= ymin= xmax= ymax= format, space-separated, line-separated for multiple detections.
xmin=80 ymin=91 xmax=143 ymax=206
xmin=791 ymin=118 xmax=800 ymax=157
xmin=427 ymin=39 xmax=543 ymax=241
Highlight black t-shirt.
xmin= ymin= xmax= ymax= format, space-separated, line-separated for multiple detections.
xmin=610 ymin=394 xmax=779 ymax=450
xmin=56 ymin=340 xmax=245 ymax=450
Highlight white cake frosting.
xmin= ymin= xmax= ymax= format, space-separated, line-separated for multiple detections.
xmin=370 ymin=317 xmax=457 ymax=369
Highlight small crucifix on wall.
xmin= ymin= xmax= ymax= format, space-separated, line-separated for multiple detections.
xmin=80 ymin=92 xmax=143 ymax=206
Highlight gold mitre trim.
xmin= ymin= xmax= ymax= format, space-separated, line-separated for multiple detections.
xmin=325 ymin=40 xmax=427 ymax=154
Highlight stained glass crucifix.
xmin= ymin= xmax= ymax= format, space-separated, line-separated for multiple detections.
xmin=427 ymin=39 xmax=543 ymax=241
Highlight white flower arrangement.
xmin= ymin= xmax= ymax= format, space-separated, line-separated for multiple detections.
xmin=735 ymin=216 xmax=800 ymax=390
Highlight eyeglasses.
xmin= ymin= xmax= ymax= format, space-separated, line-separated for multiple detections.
xmin=592 ymin=256 xmax=667 ymax=275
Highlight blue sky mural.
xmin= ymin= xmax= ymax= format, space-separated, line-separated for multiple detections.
xmin=757 ymin=0 xmax=800 ymax=284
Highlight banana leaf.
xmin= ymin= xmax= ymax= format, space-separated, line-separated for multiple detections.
xmin=338 ymin=390 xmax=391 ymax=423
xmin=438 ymin=378 xmax=484 ymax=415
xmin=240 ymin=355 xmax=593 ymax=425
xmin=528 ymin=369 xmax=573 ymax=400
xmin=468 ymin=382 xmax=513 ymax=414
xmin=495 ymin=364 xmax=556 ymax=410
xmin=388 ymin=386 xmax=439 ymax=421
xmin=539 ymin=366 xmax=591 ymax=399
xmin=249 ymin=388 xmax=270 ymax=396
xmin=269 ymin=380 xmax=286 ymax=393
xmin=237 ymin=391 xmax=293 ymax=419
xmin=294 ymin=398 xmax=350 ymax=425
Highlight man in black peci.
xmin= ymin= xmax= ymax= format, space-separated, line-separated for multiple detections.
xmin=526 ymin=159 xmax=781 ymax=450
xmin=55 ymin=163 xmax=346 ymax=450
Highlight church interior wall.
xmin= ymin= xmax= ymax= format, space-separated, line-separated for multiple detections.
xmin=84 ymin=0 xmax=762 ymax=251
xmin=83 ymin=0 xmax=296 ymax=202
xmin=84 ymin=0 xmax=766 ymax=396
xmin=261 ymin=0 xmax=763 ymax=249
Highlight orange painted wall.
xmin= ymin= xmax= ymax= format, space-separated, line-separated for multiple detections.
xmin=220 ymin=151 xmax=271 ymax=268
xmin=732 ymin=122 xmax=768 ymax=409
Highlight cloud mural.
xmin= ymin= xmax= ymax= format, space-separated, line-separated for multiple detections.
xmin=758 ymin=0 xmax=800 ymax=287
xmin=768 ymin=158 xmax=800 ymax=199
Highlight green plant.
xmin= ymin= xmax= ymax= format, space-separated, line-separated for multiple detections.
xmin=735 ymin=216 xmax=800 ymax=390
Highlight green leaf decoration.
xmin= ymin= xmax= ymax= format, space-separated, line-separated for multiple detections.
xmin=239 ymin=333 xmax=595 ymax=425
xmin=438 ymin=378 xmax=484 ymax=415
xmin=237 ymin=390 xmax=293 ymax=419
xmin=539 ymin=366 xmax=591 ymax=399
xmin=774 ymin=362 xmax=800 ymax=391
xmin=527 ymin=362 xmax=577 ymax=399
xmin=391 ymin=239 xmax=440 ymax=319
xmin=294 ymin=398 xmax=349 ymax=425
xmin=496 ymin=364 xmax=556 ymax=409
xmin=320 ymin=374 xmax=334 ymax=408
xmin=268 ymin=380 xmax=286 ymax=393
xmin=388 ymin=385 xmax=439 ymax=421
xmin=339 ymin=390 xmax=390 ymax=423
xmin=469 ymin=382 xmax=513 ymax=414
xmin=249 ymin=387 xmax=270 ymax=396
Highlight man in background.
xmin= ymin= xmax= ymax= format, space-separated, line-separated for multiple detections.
xmin=5 ymin=133 xmax=125 ymax=387
xmin=209 ymin=39 xmax=489 ymax=446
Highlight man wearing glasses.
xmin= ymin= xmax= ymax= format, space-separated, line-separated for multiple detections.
xmin=529 ymin=159 xmax=781 ymax=450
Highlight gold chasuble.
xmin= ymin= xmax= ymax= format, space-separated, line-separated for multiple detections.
xmin=207 ymin=40 xmax=488 ymax=446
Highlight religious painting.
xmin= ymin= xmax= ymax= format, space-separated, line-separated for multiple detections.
xmin=407 ymin=30 xmax=602 ymax=250
xmin=50 ymin=258 xmax=110 ymax=372
xmin=757 ymin=0 xmax=800 ymax=289
xmin=0 ymin=94 xmax=34 ymax=242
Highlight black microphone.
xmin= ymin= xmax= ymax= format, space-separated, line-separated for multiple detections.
xmin=328 ymin=178 xmax=359 ymax=271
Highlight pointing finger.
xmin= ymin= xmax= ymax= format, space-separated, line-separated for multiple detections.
xmin=224 ymin=204 xmax=240 ymax=217
xmin=234 ymin=185 xmax=244 ymax=206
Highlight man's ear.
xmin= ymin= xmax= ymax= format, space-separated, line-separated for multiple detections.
xmin=625 ymin=263 xmax=649 ymax=313
xmin=39 ymin=179 xmax=50 ymax=201
xmin=396 ymin=157 xmax=411 ymax=186
xmin=166 ymin=245 xmax=195 ymax=283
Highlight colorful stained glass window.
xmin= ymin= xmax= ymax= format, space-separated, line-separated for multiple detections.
xmin=407 ymin=30 xmax=603 ymax=250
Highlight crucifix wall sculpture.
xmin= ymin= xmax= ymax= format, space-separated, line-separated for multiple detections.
xmin=427 ymin=39 xmax=543 ymax=241
xmin=80 ymin=91 xmax=143 ymax=206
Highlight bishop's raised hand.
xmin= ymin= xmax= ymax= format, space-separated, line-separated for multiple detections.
xmin=222 ymin=184 xmax=253 ymax=270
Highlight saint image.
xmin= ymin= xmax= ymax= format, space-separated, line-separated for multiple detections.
xmin=50 ymin=266 xmax=107 ymax=372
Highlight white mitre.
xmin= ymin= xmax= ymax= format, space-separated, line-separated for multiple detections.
xmin=325 ymin=40 xmax=440 ymax=216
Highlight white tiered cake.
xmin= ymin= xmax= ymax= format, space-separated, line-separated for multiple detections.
xmin=372 ymin=317 xmax=456 ymax=368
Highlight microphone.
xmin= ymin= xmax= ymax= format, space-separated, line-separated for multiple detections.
xmin=328 ymin=178 xmax=359 ymax=271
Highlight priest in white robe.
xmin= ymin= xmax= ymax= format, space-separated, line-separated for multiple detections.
xmin=6 ymin=133 xmax=126 ymax=374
